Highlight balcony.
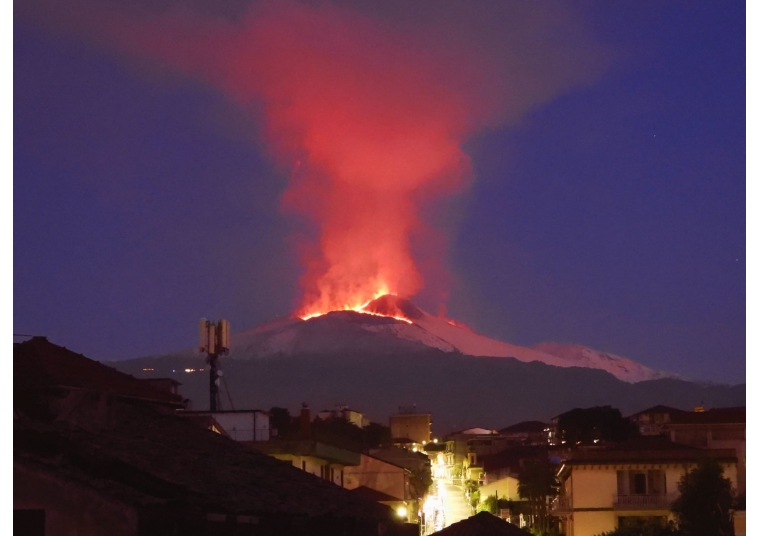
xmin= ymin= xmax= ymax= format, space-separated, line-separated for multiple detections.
xmin=613 ymin=493 xmax=678 ymax=510
xmin=550 ymin=496 xmax=572 ymax=514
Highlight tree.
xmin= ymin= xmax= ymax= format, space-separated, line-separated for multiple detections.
xmin=363 ymin=421 xmax=392 ymax=448
xmin=670 ymin=458 xmax=735 ymax=536
xmin=557 ymin=406 xmax=638 ymax=446
xmin=517 ymin=457 xmax=559 ymax=534
xmin=269 ymin=407 xmax=295 ymax=438
xmin=409 ymin=464 xmax=433 ymax=499
xmin=477 ymin=494 xmax=498 ymax=514
xmin=464 ymin=480 xmax=480 ymax=510
xmin=309 ymin=416 xmax=393 ymax=451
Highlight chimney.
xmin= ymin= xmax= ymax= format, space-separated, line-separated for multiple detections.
xmin=299 ymin=403 xmax=311 ymax=438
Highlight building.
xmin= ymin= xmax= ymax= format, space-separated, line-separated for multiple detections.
xmin=369 ymin=446 xmax=430 ymax=478
xmin=444 ymin=429 xmax=496 ymax=473
xmin=344 ymin=454 xmax=415 ymax=518
xmin=250 ymin=439 xmax=360 ymax=487
xmin=14 ymin=337 xmax=401 ymax=536
xmin=498 ymin=421 xmax=550 ymax=445
xmin=180 ymin=409 xmax=271 ymax=441
xmin=627 ymin=404 xmax=746 ymax=492
xmin=317 ymin=404 xmax=370 ymax=428
xmin=389 ymin=409 xmax=432 ymax=445
xmin=551 ymin=437 xmax=738 ymax=536
xmin=480 ymin=445 xmax=546 ymax=485
xmin=14 ymin=336 xmax=187 ymax=414
xmin=344 ymin=453 xmax=413 ymax=500
xmin=443 ymin=428 xmax=512 ymax=485
xmin=478 ymin=475 xmax=520 ymax=503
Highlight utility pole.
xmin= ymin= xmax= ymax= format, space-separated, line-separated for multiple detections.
xmin=199 ymin=319 xmax=230 ymax=412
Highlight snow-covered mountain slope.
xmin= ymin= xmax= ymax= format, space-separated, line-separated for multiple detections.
xmin=229 ymin=295 xmax=672 ymax=383
xmin=531 ymin=342 xmax=674 ymax=383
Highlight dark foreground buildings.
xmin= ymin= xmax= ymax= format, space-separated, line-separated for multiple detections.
xmin=14 ymin=337 xmax=405 ymax=536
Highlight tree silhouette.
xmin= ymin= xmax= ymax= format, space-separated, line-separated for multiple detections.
xmin=670 ymin=458 xmax=735 ymax=536
xmin=557 ymin=406 xmax=638 ymax=446
xmin=517 ymin=457 xmax=558 ymax=534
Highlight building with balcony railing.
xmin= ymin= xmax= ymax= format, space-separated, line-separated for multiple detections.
xmin=612 ymin=493 xmax=678 ymax=510
xmin=552 ymin=437 xmax=738 ymax=536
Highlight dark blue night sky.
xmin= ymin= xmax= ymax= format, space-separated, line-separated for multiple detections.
xmin=14 ymin=1 xmax=745 ymax=383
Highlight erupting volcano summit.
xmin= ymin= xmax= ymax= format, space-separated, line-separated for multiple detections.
xmin=234 ymin=295 xmax=673 ymax=383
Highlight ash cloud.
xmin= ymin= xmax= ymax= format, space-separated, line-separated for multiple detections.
xmin=17 ymin=0 xmax=607 ymax=316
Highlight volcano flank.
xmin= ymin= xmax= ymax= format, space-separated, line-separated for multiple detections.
xmin=225 ymin=295 xmax=671 ymax=383
xmin=115 ymin=296 xmax=744 ymax=432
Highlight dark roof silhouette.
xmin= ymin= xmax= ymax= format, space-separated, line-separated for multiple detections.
xmin=627 ymin=404 xmax=745 ymax=425
xmin=15 ymin=398 xmax=393 ymax=521
xmin=563 ymin=436 xmax=737 ymax=465
xmin=14 ymin=337 xmax=183 ymax=407
xmin=499 ymin=421 xmax=548 ymax=434
xmin=350 ymin=486 xmax=403 ymax=502
xmin=435 ymin=512 xmax=531 ymax=535
xmin=481 ymin=445 xmax=544 ymax=473
xmin=14 ymin=337 xmax=394 ymax=525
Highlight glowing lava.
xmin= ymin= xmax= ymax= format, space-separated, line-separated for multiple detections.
xmin=300 ymin=290 xmax=413 ymax=324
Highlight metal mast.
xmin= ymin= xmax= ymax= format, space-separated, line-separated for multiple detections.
xmin=199 ymin=319 xmax=230 ymax=412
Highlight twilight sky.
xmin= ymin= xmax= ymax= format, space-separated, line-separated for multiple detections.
xmin=14 ymin=1 xmax=745 ymax=384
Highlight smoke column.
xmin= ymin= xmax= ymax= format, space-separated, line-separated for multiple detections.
xmin=19 ymin=0 xmax=605 ymax=317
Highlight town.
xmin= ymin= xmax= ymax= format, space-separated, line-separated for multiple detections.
xmin=14 ymin=337 xmax=746 ymax=536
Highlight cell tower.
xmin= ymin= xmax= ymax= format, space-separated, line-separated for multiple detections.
xmin=199 ymin=318 xmax=230 ymax=411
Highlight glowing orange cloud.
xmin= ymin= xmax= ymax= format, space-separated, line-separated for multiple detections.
xmin=98 ymin=1 xmax=482 ymax=317
xmin=19 ymin=0 xmax=605 ymax=319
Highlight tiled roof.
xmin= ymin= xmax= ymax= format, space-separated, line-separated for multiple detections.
xmin=481 ymin=446 xmax=544 ymax=473
xmin=627 ymin=404 xmax=686 ymax=419
xmin=669 ymin=406 xmax=745 ymax=425
xmin=14 ymin=401 xmax=393 ymax=521
xmin=434 ymin=512 xmax=531 ymax=535
xmin=627 ymin=405 xmax=745 ymax=425
xmin=250 ymin=439 xmax=361 ymax=466
xmin=14 ymin=337 xmax=183 ymax=407
xmin=564 ymin=437 xmax=737 ymax=465
xmin=350 ymin=486 xmax=403 ymax=502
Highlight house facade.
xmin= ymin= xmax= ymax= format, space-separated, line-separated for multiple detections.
xmin=344 ymin=453 xmax=412 ymax=501
xmin=318 ymin=405 xmax=369 ymax=428
xmin=628 ymin=405 xmax=746 ymax=492
xmin=250 ymin=439 xmax=360 ymax=487
xmin=389 ymin=412 xmax=432 ymax=445
xmin=552 ymin=440 xmax=738 ymax=536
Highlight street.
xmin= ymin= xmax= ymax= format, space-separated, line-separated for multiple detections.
xmin=423 ymin=478 xmax=472 ymax=533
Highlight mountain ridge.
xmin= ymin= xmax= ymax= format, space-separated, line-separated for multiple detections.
xmin=229 ymin=295 xmax=672 ymax=383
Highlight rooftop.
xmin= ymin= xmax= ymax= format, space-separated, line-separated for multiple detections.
xmin=562 ymin=437 xmax=737 ymax=466
xmin=499 ymin=421 xmax=549 ymax=434
xmin=15 ymin=399 xmax=391 ymax=521
xmin=435 ymin=512 xmax=532 ymax=535
xmin=14 ymin=337 xmax=183 ymax=407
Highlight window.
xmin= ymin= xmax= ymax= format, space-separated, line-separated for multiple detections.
xmin=633 ymin=473 xmax=647 ymax=494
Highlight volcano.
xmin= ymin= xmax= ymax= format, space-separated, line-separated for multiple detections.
xmin=115 ymin=295 xmax=742 ymax=431
xmin=231 ymin=295 xmax=671 ymax=383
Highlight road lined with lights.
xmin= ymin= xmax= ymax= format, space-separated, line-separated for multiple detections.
xmin=422 ymin=477 xmax=472 ymax=533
